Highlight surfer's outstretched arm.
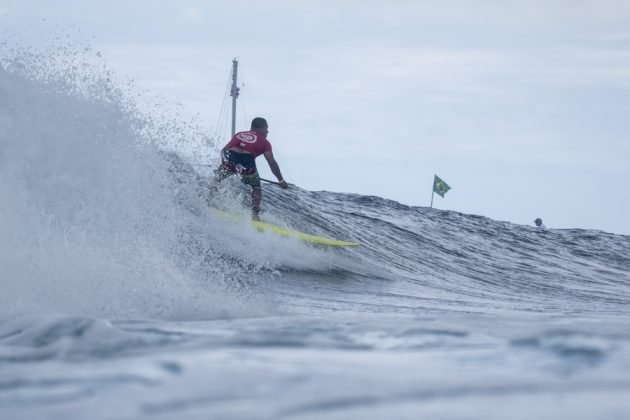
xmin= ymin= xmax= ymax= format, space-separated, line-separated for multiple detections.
xmin=263 ymin=150 xmax=288 ymax=189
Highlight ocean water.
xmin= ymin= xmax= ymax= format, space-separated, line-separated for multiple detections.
xmin=2 ymin=47 xmax=630 ymax=420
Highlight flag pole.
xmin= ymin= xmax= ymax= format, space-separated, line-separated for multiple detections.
xmin=430 ymin=189 xmax=434 ymax=208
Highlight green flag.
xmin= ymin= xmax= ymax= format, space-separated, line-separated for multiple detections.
xmin=433 ymin=174 xmax=451 ymax=198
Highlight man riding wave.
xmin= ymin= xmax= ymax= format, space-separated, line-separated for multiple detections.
xmin=210 ymin=117 xmax=288 ymax=220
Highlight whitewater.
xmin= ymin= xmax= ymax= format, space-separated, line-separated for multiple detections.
xmin=1 ymin=47 xmax=630 ymax=420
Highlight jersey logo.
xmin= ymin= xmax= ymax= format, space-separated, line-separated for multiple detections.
xmin=236 ymin=132 xmax=257 ymax=144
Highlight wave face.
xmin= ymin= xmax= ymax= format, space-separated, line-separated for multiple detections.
xmin=258 ymin=187 xmax=630 ymax=316
xmin=2 ymin=48 xmax=630 ymax=420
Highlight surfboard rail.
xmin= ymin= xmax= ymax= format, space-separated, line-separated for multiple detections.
xmin=211 ymin=208 xmax=361 ymax=247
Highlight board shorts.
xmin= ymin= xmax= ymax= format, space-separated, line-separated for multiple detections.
xmin=215 ymin=150 xmax=261 ymax=188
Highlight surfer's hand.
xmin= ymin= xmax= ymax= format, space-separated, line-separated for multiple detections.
xmin=279 ymin=180 xmax=289 ymax=189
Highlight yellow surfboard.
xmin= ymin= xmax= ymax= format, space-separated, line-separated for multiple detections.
xmin=211 ymin=208 xmax=360 ymax=247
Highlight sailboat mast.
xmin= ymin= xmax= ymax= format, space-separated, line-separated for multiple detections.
xmin=230 ymin=58 xmax=239 ymax=137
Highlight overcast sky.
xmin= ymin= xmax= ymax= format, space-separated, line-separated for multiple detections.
xmin=3 ymin=0 xmax=630 ymax=234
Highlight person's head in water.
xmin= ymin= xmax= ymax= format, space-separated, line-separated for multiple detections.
xmin=251 ymin=117 xmax=268 ymax=136
xmin=534 ymin=218 xmax=543 ymax=227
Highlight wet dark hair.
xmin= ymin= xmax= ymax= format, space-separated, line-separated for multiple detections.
xmin=251 ymin=117 xmax=268 ymax=129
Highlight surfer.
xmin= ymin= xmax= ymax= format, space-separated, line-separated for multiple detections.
xmin=210 ymin=117 xmax=288 ymax=220
xmin=534 ymin=218 xmax=546 ymax=229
